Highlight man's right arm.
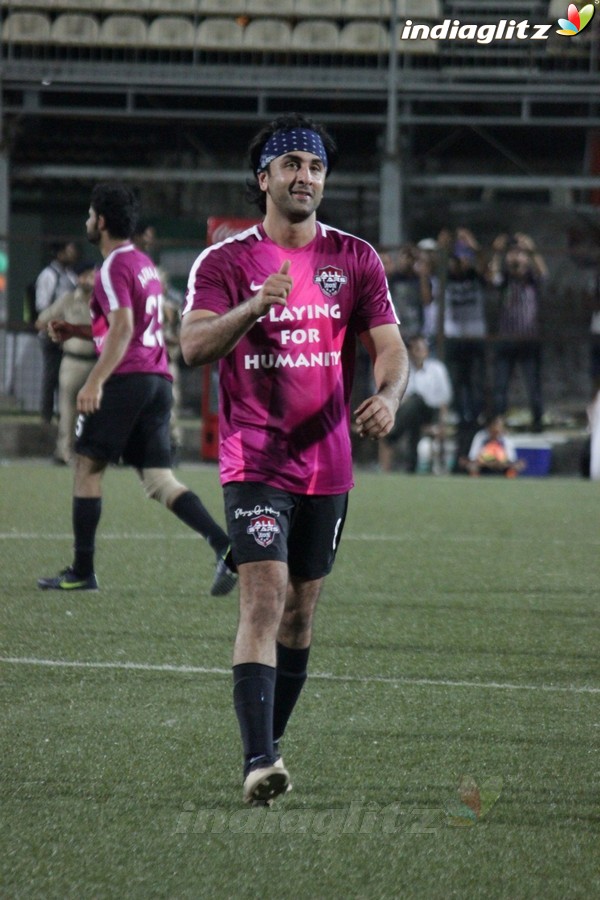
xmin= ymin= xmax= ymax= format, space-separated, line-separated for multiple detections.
xmin=180 ymin=261 xmax=292 ymax=367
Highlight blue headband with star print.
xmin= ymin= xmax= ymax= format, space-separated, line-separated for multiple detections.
xmin=257 ymin=128 xmax=329 ymax=174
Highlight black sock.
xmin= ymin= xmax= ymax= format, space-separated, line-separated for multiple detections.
xmin=273 ymin=642 xmax=310 ymax=746
xmin=72 ymin=496 xmax=101 ymax=577
xmin=233 ymin=663 xmax=276 ymax=774
xmin=171 ymin=490 xmax=229 ymax=556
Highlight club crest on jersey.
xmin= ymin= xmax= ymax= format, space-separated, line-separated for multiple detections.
xmin=247 ymin=514 xmax=280 ymax=548
xmin=314 ymin=266 xmax=348 ymax=297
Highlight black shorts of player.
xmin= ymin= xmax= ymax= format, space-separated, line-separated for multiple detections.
xmin=223 ymin=482 xmax=348 ymax=581
xmin=74 ymin=373 xmax=173 ymax=468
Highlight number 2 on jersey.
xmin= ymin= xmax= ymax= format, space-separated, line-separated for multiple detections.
xmin=142 ymin=294 xmax=165 ymax=347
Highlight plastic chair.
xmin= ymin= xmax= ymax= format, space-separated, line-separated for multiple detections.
xmin=98 ymin=14 xmax=148 ymax=45
xmin=52 ymin=0 xmax=109 ymax=10
xmin=147 ymin=0 xmax=198 ymax=14
xmin=294 ymin=0 xmax=343 ymax=17
xmin=244 ymin=17 xmax=292 ymax=49
xmin=397 ymin=36 xmax=438 ymax=55
xmin=147 ymin=15 xmax=196 ymax=48
xmin=338 ymin=20 xmax=389 ymax=51
xmin=101 ymin=0 xmax=151 ymax=11
xmin=245 ymin=0 xmax=294 ymax=15
xmin=199 ymin=0 xmax=247 ymax=13
xmin=2 ymin=11 xmax=51 ymax=43
xmin=342 ymin=0 xmax=391 ymax=18
xmin=291 ymin=19 xmax=340 ymax=51
xmin=400 ymin=0 xmax=441 ymax=20
xmin=51 ymin=13 xmax=100 ymax=45
xmin=196 ymin=16 xmax=244 ymax=48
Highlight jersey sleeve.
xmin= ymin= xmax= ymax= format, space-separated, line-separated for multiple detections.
xmin=183 ymin=246 xmax=234 ymax=317
xmin=99 ymin=255 xmax=134 ymax=312
xmin=352 ymin=245 xmax=399 ymax=335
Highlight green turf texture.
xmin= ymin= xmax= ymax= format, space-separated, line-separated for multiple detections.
xmin=1 ymin=463 xmax=598 ymax=899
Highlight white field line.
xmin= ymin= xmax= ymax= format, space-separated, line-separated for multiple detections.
xmin=0 ymin=655 xmax=597 ymax=694
xmin=1 ymin=531 xmax=600 ymax=546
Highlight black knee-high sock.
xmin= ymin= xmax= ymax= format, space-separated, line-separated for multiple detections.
xmin=233 ymin=663 xmax=276 ymax=774
xmin=273 ymin=642 xmax=310 ymax=745
xmin=72 ymin=496 xmax=102 ymax=577
xmin=171 ymin=490 xmax=229 ymax=555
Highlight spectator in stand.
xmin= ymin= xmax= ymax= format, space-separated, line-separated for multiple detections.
xmin=488 ymin=232 xmax=548 ymax=433
xmin=416 ymin=237 xmax=441 ymax=353
xmin=35 ymin=241 xmax=79 ymax=424
xmin=441 ymin=227 xmax=488 ymax=465
xmin=35 ymin=260 xmax=97 ymax=465
xmin=381 ymin=243 xmax=432 ymax=343
xmin=132 ymin=219 xmax=158 ymax=258
xmin=379 ymin=334 xmax=453 ymax=473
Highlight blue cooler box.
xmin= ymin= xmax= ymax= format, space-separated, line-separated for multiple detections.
xmin=514 ymin=440 xmax=552 ymax=477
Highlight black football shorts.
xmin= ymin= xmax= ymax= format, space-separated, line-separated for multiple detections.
xmin=74 ymin=373 xmax=173 ymax=468
xmin=223 ymin=481 xmax=348 ymax=580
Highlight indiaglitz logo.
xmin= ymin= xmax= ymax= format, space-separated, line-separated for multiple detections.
xmin=556 ymin=2 xmax=595 ymax=35
xmin=446 ymin=775 xmax=503 ymax=827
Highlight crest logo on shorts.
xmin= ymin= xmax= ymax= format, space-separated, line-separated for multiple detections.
xmin=247 ymin=514 xmax=280 ymax=548
xmin=314 ymin=266 xmax=348 ymax=297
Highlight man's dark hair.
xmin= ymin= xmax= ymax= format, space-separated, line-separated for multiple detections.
xmin=48 ymin=240 xmax=76 ymax=259
xmin=90 ymin=182 xmax=140 ymax=239
xmin=245 ymin=113 xmax=338 ymax=214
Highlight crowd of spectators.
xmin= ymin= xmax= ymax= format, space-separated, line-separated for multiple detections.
xmin=374 ymin=225 xmax=555 ymax=472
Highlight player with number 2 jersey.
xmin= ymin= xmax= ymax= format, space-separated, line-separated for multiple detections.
xmin=91 ymin=244 xmax=171 ymax=379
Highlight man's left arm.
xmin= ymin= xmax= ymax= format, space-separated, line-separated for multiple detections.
xmin=354 ymin=324 xmax=409 ymax=439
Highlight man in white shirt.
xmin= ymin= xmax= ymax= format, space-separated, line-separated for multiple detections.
xmin=379 ymin=334 xmax=453 ymax=472
xmin=35 ymin=240 xmax=78 ymax=423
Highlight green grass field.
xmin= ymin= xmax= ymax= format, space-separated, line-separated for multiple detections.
xmin=1 ymin=462 xmax=598 ymax=899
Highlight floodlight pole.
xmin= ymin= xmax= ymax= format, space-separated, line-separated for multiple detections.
xmin=379 ymin=0 xmax=404 ymax=247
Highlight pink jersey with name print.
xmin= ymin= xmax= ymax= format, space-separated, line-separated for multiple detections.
xmin=184 ymin=222 xmax=398 ymax=494
xmin=91 ymin=243 xmax=171 ymax=379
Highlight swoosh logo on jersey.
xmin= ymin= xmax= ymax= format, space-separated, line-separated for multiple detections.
xmin=250 ymin=281 xmax=264 ymax=292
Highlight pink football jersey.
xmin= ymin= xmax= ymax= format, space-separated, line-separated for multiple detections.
xmin=184 ymin=223 xmax=398 ymax=494
xmin=91 ymin=243 xmax=171 ymax=380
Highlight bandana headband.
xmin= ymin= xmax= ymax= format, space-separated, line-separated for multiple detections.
xmin=257 ymin=128 xmax=328 ymax=174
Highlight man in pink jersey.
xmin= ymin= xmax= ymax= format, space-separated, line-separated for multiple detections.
xmin=38 ymin=182 xmax=236 ymax=596
xmin=181 ymin=114 xmax=409 ymax=806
